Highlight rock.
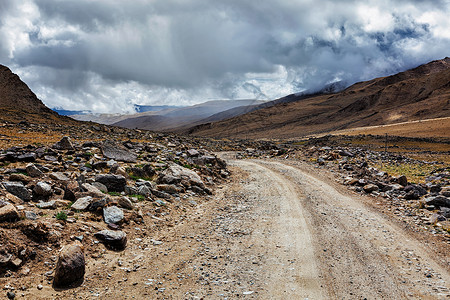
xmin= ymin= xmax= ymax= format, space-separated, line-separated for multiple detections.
xmin=187 ymin=149 xmax=200 ymax=157
xmin=63 ymin=181 xmax=80 ymax=201
xmin=26 ymin=164 xmax=43 ymax=177
xmin=363 ymin=184 xmax=379 ymax=193
xmin=80 ymin=183 xmax=105 ymax=198
xmin=6 ymin=291 xmax=15 ymax=299
xmin=53 ymin=136 xmax=74 ymax=150
xmin=0 ymin=202 xmax=20 ymax=222
xmin=101 ymin=140 xmax=137 ymax=163
xmin=33 ymin=182 xmax=52 ymax=197
xmin=94 ymin=230 xmax=127 ymax=250
xmin=158 ymin=164 xmax=204 ymax=188
xmin=9 ymin=173 xmax=32 ymax=183
xmin=396 ymin=175 xmax=408 ymax=187
xmin=91 ymin=182 xmax=108 ymax=193
xmin=339 ymin=150 xmax=354 ymax=157
xmin=118 ymin=197 xmax=134 ymax=210
xmin=425 ymin=196 xmax=450 ymax=208
xmin=137 ymin=185 xmax=152 ymax=196
xmin=36 ymin=200 xmax=56 ymax=209
xmin=404 ymin=189 xmax=420 ymax=200
xmin=95 ymin=174 xmax=127 ymax=192
xmin=103 ymin=206 xmax=124 ymax=224
xmin=2 ymin=181 xmax=31 ymax=201
xmin=440 ymin=207 xmax=450 ymax=218
xmin=53 ymin=242 xmax=85 ymax=288
xmin=50 ymin=172 xmax=69 ymax=182
xmin=17 ymin=152 xmax=36 ymax=162
xmin=87 ymin=197 xmax=110 ymax=211
xmin=24 ymin=211 xmax=38 ymax=220
xmin=430 ymin=185 xmax=442 ymax=194
xmin=156 ymin=184 xmax=183 ymax=194
xmin=71 ymin=196 xmax=94 ymax=211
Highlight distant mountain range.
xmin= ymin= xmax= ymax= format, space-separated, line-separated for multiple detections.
xmin=71 ymin=99 xmax=267 ymax=131
xmin=185 ymin=57 xmax=450 ymax=139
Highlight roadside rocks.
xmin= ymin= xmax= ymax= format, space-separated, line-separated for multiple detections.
xmin=158 ymin=164 xmax=204 ymax=188
xmin=0 ymin=134 xmax=229 ymax=279
xmin=53 ymin=242 xmax=85 ymax=288
xmin=425 ymin=196 xmax=450 ymax=208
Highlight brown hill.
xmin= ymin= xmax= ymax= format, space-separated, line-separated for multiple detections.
xmin=0 ymin=64 xmax=74 ymax=124
xmin=185 ymin=57 xmax=450 ymax=139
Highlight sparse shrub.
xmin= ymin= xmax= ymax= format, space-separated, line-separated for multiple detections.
xmin=56 ymin=211 xmax=67 ymax=221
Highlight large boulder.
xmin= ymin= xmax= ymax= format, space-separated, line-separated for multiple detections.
xmin=95 ymin=174 xmax=127 ymax=192
xmin=101 ymin=140 xmax=137 ymax=163
xmin=53 ymin=242 xmax=85 ymax=288
xmin=158 ymin=164 xmax=204 ymax=188
xmin=94 ymin=230 xmax=127 ymax=250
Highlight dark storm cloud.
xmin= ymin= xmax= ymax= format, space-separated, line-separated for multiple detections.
xmin=1 ymin=0 xmax=449 ymax=113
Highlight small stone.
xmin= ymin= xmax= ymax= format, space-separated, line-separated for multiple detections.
xmin=103 ymin=206 xmax=124 ymax=224
xmin=26 ymin=164 xmax=43 ymax=178
xmin=363 ymin=184 xmax=379 ymax=193
xmin=70 ymin=196 xmax=94 ymax=211
xmin=37 ymin=284 xmax=43 ymax=290
xmin=33 ymin=182 xmax=52 ymax=197
xmin=53 ymin=136 xmax=74 ymax=150
xmin=36 ymin=200 xmax=56 ymax=209
xmin=118 ymin=197 xmax=133 ymax=210
xmin=0 ymin=203 xmax=20 ymax=222
xmin=397 ymin=175 xmax=408 ymax=187
xmin=6 ymin=291 xmax=15 ymax=299
xmin=50 ymin=172 xmax=69 ymax=182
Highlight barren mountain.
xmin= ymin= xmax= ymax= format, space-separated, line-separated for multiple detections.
xmin=0 ymin=65 xmax=74 ymax=124
xmin=186 ymin=57 xmax=450 ymax=139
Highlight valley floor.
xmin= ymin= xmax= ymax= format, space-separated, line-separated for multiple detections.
xmin=20 ymin=155 xmax=450 ymax=299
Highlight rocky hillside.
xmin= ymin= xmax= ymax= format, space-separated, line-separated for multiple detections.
xmin=0 ymin=65 xmax=76 ymax=124
xmin=186 ymin=57 xmax=450 ymax=139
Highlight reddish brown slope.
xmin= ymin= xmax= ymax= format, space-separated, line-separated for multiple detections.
xmin=186 ymin=58 xmax=450 ymax=139
xmin=0 ymin=64 xmax=74 ymax=124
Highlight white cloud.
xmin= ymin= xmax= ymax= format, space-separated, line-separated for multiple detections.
xmin=0 ymin=0 xmax=449 ymax=113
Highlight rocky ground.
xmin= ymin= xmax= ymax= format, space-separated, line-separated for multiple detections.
xmin=0 ymin=122 xmax=231 ymax=299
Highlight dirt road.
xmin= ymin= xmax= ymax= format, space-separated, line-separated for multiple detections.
xmin=34 ymin=156 xmax=449 ymax=299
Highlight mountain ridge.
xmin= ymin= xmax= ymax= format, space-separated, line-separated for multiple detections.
xmin=184 ymin=57 xmax=450 ymax=139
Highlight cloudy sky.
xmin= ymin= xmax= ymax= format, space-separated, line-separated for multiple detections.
xmin=0 ymin=0 xmax=449 ymax=113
